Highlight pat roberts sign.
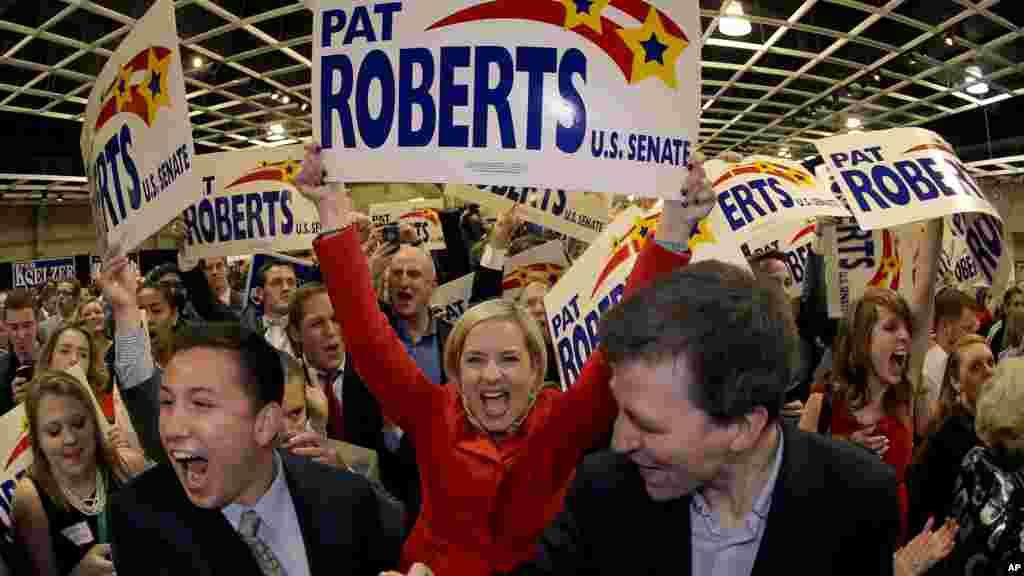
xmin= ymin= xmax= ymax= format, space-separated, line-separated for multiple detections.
xmin=308 ymin=0 xmax=701 ymax=198
xmin=82 ymin=0 xmax=199 ymax=256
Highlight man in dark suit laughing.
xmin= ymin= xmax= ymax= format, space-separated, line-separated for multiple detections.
xmin=510 ymin=260 xmax=900 ymax=576
xmin=110 ymin=322 xmax=401 ymax=575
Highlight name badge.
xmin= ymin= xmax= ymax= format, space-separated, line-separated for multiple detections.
xmin=61 ymin=521 xmax=94 ymax=547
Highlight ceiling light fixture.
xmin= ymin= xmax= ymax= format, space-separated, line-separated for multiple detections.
xmin=718 ymin=1 xmax=752 ymax=38
xmin=192 ymin=56 xmax=203 ymax=69
xmin=300 ymin=103 xmax=308 ymax=112
xmin=873 ymin=73 xmax=881 ymax=82
xmin=846 ymin=116 xmax=862 ymax=129
xmin=269 ymin=123 xmax=285 ymax=135
xmin=965 ymin=65 xmax=989 ymax=95
xmin=281 ymin=95 xmax=291 ymax=104
xmin=271 ymin=93 xmax=280 ymax=101
xmin=944 ymin=35 xmax=954 ymax=47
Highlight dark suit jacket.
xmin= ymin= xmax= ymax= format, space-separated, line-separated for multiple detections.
xmin=510 ymin=422 xmax=900 ymax=575
xmin=111 ymin=451 xmax=402 ymax=576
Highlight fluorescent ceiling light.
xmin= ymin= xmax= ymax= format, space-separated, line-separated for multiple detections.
xmin=281 ymin=95 xmax=291 ymax=104
xmin=965 ymin=66 xmax=989 ymax=95
xmin=269 ymin=123 xmax=285 ymax=135
xmin=192 ymin=56 xmax=203 ymax=69
xmin=846 ymin=116 xmax=862 ymax=129
xmin=719 ymin=2 xmax=752 ymax=38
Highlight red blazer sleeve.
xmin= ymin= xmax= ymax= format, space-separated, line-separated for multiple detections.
xmin=546 ymin=241 xmax=691 ymax=468
xmin=314 ymin=227 xmax=443 ymax=438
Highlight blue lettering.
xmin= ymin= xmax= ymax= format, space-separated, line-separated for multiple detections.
xmin=321 ymin=55 xmax=356 ymax=148
xmin=841 ymin=169 xmax=889 ymax=212
xmin=375 ymin=3 xmax=402 ymax=41
xmin=263 ymin=190 xmax=281 ymax=236
xmin=214 ymin=197 xmax=232 ymax=240
xmin=473 ymin=46 xmax=516 ymax=149
xmin=870 ymin=164 xmax=911 ymax=206
xmin=557 ymin=337 xmax=578 ymax=385
xmin=556 ymin=48 xmax=587 ymax=154
xmin=894 ymin=160 xmax=939 ymax=201
xmin=230 ymin=194 xmax=246 ymax=240
xmin=439 ymin=46 xmax=471 ymax=147
xmin=398 ymin=48 xmax=435 ymax=147
xmin=322 ymin=10 xmax=347 ymax=48
xmin=183 ymin=205 xmax=202 ymax=245
xmin=344 ymin=6 xmax=376 ymax=45
xmin=104 ymin=133 xmax=127 ymax=223
xmin=198 ymin=197 xmax=216 ymax=243
xmin=120 ymin=125 xmax=142 ymax=210
xmin=718 ymin=190 xmax=744 ymax=232
xmin=246 ymin=193 xmax=265 ymax=237
xmin=516 ymin=47 xmax=557 ymax=151
xmin=356 ymin=50 xmax=395 ymax=148
xmin=280 ymin=190 xmax=295 ymax=234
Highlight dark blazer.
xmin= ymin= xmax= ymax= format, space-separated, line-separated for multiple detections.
xmin=111 ymin=451 xmax=402 ymax=576
xmin=510 ymin=422 xmax=900 ymax=576
xmin=907 ymin=410 xmax=978 ymax=535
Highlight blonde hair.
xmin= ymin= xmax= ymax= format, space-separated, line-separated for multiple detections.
xmin=25 ymin=371 xmax=130 ymax=511
xmin=975 ymin=357 xmax=1024 ymax=453
xmin=444 ymin=299 xmax=548 ymax=388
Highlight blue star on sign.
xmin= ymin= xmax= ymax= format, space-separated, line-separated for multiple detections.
xmin=573 ymin=0 xmax=594 ymax=14
xmin=118 ymin=79 xmax=127 ymax=94
xmin=148 ymin=70 xmax=162 ymax=97
xmin=641 ymin=33 xmax=669 ymax=65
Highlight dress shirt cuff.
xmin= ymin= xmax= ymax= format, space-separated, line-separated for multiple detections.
xmin=480 ymin=245 xmax=507 ymax=270
xmin=114 ymin=326 xmax=155 ymax=390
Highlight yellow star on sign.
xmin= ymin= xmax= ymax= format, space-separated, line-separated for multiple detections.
xmin=138 ymin=47 xmax=172 ymax=125
xmin=281 ymin=160 xmax=300 ymax=183
xmin=113 ymin=65 xmax=134 ymax=111
xmin=687 ymin=218 xmax=716 ymax=252
xmin=558 ymin=0 xmax=610 ymax=34
xmin=617 ymin=6 xmax=688 ymax=89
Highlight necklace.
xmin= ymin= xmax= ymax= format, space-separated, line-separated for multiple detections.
xmin=61 ymin=469 xmax=106 ymax=516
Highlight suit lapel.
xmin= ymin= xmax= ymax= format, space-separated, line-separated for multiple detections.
xmin=281 ymin=453 xmax=322 ymax=574
xmin=752 ymin=424 xmax=812 ymax=575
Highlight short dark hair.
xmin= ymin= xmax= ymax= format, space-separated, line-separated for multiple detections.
xmin=171 ymin=322 xmax=284 ymax=409
xmin=145 ymin=263 xmax=181 ymax=285
xmin=138 ymin=280 xmax=179 ymax=312
xmin=258 ymin=261 xmax=296 ymax=285
xmin=600 ymin=260 xmax=797 ymax=423
xmin=5 ymin=288 xmax=36 ymax=317
xmin=749 ymin=250 xmax=787 ymax=267
xmin=934 ymin=289 xmax=976 ymax=325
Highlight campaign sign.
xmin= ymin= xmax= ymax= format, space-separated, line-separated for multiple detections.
xmin=945 ymin=211 xmax=1010 ymax=292
xmin=310 ymin=0 xmax=701 ymax=198
xmin=0 ymin=404 xmax=28 ymax=554
xmin=243 ymin=252 xmax=321 ymax=315
xmin=430 ymin=272 xmax=475 ymax=324
xmin=825 ymin=219 xmax=923 ymax=319
xmin=704 ymin=155 xmax=850 ymax=242
xmin=501 ymin=239 xmax=570 ymax=301
xmin=739 ymin=219 xmax=817 ymax=299
xmin=182 ymin=146 xmax=323 ymax=260
xmin=13 ymin=257 xmax=76 ymax=289
xmin=82 ymin=0 xmax=200 ymax=256
xmin=369 ymin=199 xmax=446 ymax=250
xmin=445 ymin=183 xmax=610 ymax=242
xmin=814 ymin=128 xmax=1000 ymax=231
xmin=545 ymin=206 xmax=658 ymax=389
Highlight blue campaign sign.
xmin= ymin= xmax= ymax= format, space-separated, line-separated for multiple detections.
xmin=13 ymin=257 xmax=77 ymax=289
xmin=242 ymin=252 xmax=321 ymax=318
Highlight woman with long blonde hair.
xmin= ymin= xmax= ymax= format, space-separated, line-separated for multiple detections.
xmin=13 ymin=371 xmax=145 ymax=575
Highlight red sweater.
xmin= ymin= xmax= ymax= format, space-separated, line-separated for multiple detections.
xmin=314 ymin=227 xmax=688 ymax=575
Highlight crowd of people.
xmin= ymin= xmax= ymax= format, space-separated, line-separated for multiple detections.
xmin=0 ymin=141 xmax=1020 ymax=575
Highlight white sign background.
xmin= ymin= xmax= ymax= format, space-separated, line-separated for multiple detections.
xmin=183 ymin=145 xmax=322 ymax=260
xmin=310 ymin=0 xmax=701 ymax=198
xmin=502 ymin=239 xmax=570 ymax=301
xmin=815 ymin=128 xmax=1000 ymax=231
xmin=429 ymin=272 xmax=476 ymax=324
xmin=82 ymin=0 xmax=200 ymax=256
xmin=369 ymin=199 xmax=446 ymax=250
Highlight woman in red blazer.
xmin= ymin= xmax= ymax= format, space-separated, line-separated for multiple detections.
xmin=300 ymin=146 xmax=713 ymax=576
